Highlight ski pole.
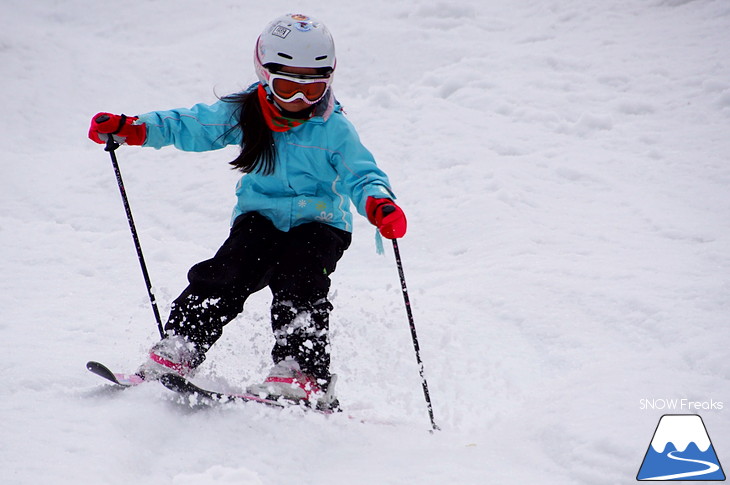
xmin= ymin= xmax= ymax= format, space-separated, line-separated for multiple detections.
xmin=390 ymin=236 xmax=440 ymax=432
xmin=99 ymin=115 xmax=165 ymax=339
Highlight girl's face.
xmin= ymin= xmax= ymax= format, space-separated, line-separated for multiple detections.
xmin=272 ymin=66 xmax=329 ymax=113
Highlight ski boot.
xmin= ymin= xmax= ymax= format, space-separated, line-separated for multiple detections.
xmin=136 ymin=335 xmax=202 ymax=380
xmin=246 ymin=359 xmax=339 ymax=411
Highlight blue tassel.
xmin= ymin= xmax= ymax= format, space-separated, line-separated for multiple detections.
xmin=375 ymin=229 xmax=385 ymax=255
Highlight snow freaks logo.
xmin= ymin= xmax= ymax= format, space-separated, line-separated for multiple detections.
xmin=640 ymin=398 xmax=724 ymax=411
xmin=637 ymin=414 xmax=726 ymax=481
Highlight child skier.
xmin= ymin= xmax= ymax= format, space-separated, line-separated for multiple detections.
xmin=88 ymin=13 xmax=406 ymax=410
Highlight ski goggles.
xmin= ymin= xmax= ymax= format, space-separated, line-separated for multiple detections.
xmin=267 ymin=70 xmax=332 ymax=104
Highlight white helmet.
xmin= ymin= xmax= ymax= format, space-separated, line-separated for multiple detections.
xmin=254 ymin=13 xmax=336 ymax=86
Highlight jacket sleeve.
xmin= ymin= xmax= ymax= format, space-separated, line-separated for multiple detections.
xmin=137 ymin=99 xmax=242 ymax=152
xmin=328 ymin=114 xmax=396 ymax=217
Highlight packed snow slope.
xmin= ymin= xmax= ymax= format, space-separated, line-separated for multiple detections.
xmin=2 ymin=1 xmax=729 ymax=484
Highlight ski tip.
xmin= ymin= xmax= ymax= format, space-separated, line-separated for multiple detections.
xmin=87 ymin=361 xmax=143 ymax=387
xmin=86 ymin=360 xmax=120 ymax=384
xmin=86 ymin=360 xmax=111 ymax=374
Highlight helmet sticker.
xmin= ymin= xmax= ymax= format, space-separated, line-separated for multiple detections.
xmin=288 ymin=13 xmax=316 ymax=32
xmin=295 ymin=22 xmax=314 ymax=32
xmin=271 ymin=25 xmax=290 ymax=39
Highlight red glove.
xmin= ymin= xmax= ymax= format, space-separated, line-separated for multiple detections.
xmin=88 ymin=112 xmax=146 ymax=145
xmin=366 ymin=197 xmax=407 ymax=239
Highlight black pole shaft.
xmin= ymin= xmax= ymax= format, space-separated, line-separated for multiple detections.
xmin=104 ymin=135 xmax=165 ymax=339
xmin=391 ymin=239 xmax=439 ymax=432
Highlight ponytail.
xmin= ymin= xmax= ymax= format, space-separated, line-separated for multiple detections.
xmin=222 ymin=89 xmax=276 ymax=175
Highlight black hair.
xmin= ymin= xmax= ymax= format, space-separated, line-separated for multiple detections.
xmin=222 ymin=89 xmax=276 ymax=175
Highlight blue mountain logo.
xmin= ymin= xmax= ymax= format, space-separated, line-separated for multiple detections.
xmin=637 ymin=414 xmax=725 ymax=481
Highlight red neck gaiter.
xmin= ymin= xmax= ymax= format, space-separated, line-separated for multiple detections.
xmin=257 ymin=84 xmax=307 ymax=132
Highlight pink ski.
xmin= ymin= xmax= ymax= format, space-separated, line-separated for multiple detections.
xmin=87 ymin=361 xmax=145 ymax=387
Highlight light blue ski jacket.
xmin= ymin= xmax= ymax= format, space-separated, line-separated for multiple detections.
xmin=137 ymin=88 xmax=394 ymax=233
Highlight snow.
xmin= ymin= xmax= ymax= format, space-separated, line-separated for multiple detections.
xmin=2 ymin=0 xmax=729 ymax=483
xmin=651 ymin=415 xmax=711 ymax=453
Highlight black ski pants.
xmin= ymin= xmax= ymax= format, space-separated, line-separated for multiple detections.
xmin=164 ymin=212 xmax=351 ymax=381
